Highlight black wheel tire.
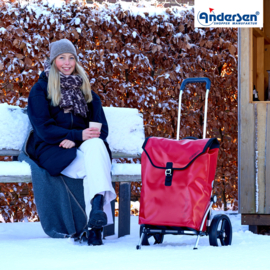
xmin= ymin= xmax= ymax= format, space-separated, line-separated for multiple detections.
xmin=139 ymin=225 xmax=164 ymax=245
xmin=153 ymin=233 xmax=164 ymax=244
xmin=139 ymin=225 xmax=150 ymax=246
xmin=209 ymin=214 xmax=232 ymax=247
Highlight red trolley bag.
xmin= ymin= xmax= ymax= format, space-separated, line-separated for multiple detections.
xmin=137 ymin=78 xmax=232 ymax=250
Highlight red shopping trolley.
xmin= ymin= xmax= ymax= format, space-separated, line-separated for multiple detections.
xmin=137 ymin=78 xmax=232 ymax=250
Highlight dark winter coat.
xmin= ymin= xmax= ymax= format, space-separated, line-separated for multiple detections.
xmin=27 ymin=71 xmax=111 ymax=176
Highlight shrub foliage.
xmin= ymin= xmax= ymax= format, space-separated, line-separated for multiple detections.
xmin=0 ymin=1 xmax=238 ymax=222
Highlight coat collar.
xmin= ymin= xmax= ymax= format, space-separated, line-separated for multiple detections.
xmin=39 ymin=71 xmax=48 ymax=83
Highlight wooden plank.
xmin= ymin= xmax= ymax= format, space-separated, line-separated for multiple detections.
xmin=242 ymin=214 xmax=270 ymax=226
xmin=253 ymin=34 xmax=257 ymax=94
xmin=257 ymin=103 xmax=267 ymax=213
xmin=257 ymin=37 xmax=265 ymax=101
xmin=118 ymin=182 xmax=131 ymax=237
xmin=253 ymin=28 xmax=270 ymax=44
xmin=238 ymin=101 xmax=270 ymax=104
xmin=264 ymin=44 xmax=270 ymax=101
xmin=239 ymin=28 xmax=256 ymax=213
xmin=0 ymin=149 xmax=141 ymax=159
xmin=264 ymin=0 xmax=270 ymax=42
xmin=238 ymin=28 xmax=241 ymax=211
xmin=112 ymin=175 xmax=141 ymax=182
xmin=111 ymin=152 xmax=141 ymax=159
xmin=264 ymin=0 xmax=270 ymax=99
xmin=265 ymin=104 xmax=270 ymax=214
xmin=103 ymin=182 xmax=116 ymax=238
xmin=253 ymin=28 xmax=264 ymax=38
xmin=0 ymin=174 xmax=141 ymax=183
xmin=0 ymin=175 xmax=32 ymax=183
xmin=0 ymin=149 xmax=21 ymax=156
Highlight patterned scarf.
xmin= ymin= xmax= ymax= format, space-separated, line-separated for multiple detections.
xmin=44 ymin=60 xmax=88 ymax=118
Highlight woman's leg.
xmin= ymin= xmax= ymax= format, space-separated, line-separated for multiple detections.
xmin=61 ymin=138 xmax=116 ymax=226
xmin=79 ymin=138 xmax=116 ymax=226
xmin=61 ymin=149 xmax=85 ymax=178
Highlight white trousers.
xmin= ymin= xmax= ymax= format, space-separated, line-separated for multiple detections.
xmin=61 ymin=138 xmax=116 ymax=226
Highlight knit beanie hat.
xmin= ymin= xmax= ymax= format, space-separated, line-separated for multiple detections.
xmin=49 ymin=39 xmax=78 ymax=63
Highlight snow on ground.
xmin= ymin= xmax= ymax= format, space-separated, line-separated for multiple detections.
xmin=0 ymin=210 xmax=269 ymax=270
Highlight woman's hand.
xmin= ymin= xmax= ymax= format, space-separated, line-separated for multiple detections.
xmin=59 ymin=139 xmax=76 ymax=149
xmin=83 ymin=127 xmax=101 ymax=140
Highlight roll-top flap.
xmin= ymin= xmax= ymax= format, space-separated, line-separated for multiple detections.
xmin=142 ymin=137 xmax=219 ymax=170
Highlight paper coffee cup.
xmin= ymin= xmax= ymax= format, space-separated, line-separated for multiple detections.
xmin=89 ymin=122 xmax=102 ymax=132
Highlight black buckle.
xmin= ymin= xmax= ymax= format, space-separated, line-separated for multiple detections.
xmin=165 ymin=162 xmax=173 ymax=186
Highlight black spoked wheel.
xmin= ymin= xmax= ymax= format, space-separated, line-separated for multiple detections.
xmin=140 ymin=225 xmax=164 ymax=245
xmin=209 ymin=214 xmax=232 ymax=247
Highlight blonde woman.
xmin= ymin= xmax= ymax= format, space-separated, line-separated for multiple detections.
xmin=26 ymin=39 xmax=116 ymax=245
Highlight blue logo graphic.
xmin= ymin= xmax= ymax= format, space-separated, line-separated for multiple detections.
xmin=197 ymin=8 xmax=259 ymax=26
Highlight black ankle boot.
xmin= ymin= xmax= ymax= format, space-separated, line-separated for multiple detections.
xmin=88 ymin=194 xmax=107 ymax=229
xmin=88 ymin=228 xmax=103 ymax=246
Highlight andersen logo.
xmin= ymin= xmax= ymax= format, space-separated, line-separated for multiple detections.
xmin=197 ymin=8 xmax=260 ymax=26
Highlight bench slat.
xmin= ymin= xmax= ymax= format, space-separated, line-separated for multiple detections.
xmin=111 ymin=152 xmax=141 ymax=159
xmin=112 ymin=175 xmax=141 ymax=182
xmin=0 ymin=150 xmax=21 ymax=156
xmin=0 ymin=174 xmax=141 ymax=183
xmin=0 ymin=175 xmax=32 ymax=183
xmin=0 ymin=149 xmax=141 ymax=159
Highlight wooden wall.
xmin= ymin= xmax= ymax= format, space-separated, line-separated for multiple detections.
xmin=239 ymin=28 xmax=255 ymax=213
xmin=265 ymin=44 xmax=270 ymax=96
xmin=252 ymin=0 xmax=270 ymax=101
xmin=264 ymin=0 xmax=270 ymax=100
xmin=239 ymin=28 xmax=270 ymax=215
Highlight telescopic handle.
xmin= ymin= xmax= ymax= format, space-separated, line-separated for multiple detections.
xmin=177 ymin=77 xmax=211 ymax=140
xmin=180 ymin=78 xmax=211 ymax=91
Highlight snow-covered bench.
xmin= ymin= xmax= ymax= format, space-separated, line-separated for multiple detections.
xmin=0 ymin=103 xmax=144 ymax=238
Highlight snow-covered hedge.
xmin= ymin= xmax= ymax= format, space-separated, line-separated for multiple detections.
xmin=0 ymin=0 xmax=238 ymax=222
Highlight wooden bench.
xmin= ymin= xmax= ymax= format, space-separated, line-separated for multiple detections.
xmin=0 ymin=104 xmax=143 ymax=238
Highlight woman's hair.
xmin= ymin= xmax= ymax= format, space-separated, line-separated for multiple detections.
xmin=47 ymin=60 xmax=92 ymax=106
